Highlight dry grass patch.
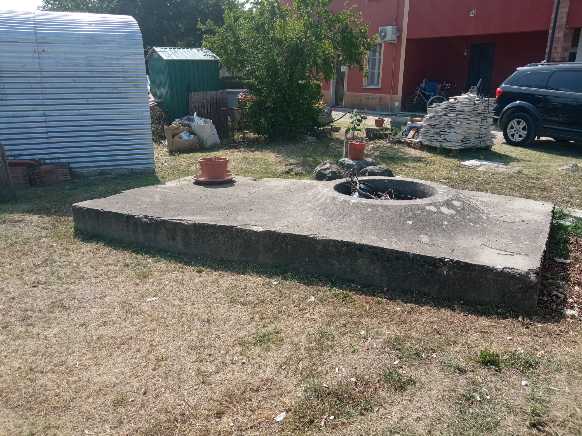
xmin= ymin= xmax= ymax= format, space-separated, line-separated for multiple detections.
xmin=286 ymin=377 xmax=377 ymax=431
xmin=0 ymin=137 xmax=581 ymax=434
xmin=382 ymin=369 xmax=416 ymax=392
xmin=449 ymin=381 xmax=504 ymax=435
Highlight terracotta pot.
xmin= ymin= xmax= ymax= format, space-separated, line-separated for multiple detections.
xmin=198 ymin=157 xmax=231 ymax=181
xmin=347 ymin=141 xmax=366 ymax=161
xmin=375 ymin=118 xmax=385 ymax=128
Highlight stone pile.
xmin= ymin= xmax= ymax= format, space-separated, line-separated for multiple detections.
xmin=419 ymin=93 xmax=495 ymax=150
xmin=313 ymin=158 xmax=394 ymax=181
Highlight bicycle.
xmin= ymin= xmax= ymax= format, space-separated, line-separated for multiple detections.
xmin=408 ymin=79 xmax=452 ymax=112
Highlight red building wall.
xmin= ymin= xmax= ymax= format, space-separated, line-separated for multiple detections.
xmin=321 ymin=0 xmax=563 ymax=110
xmin=322 ymin=0 xmax=406 ymax=108
xmin=407 ymin=0 xmax=554 ymax=39
xmin=402 ymin=31 xmax=548 ymax=102
xmin=569 ymin=0 xmax=582 ymax=27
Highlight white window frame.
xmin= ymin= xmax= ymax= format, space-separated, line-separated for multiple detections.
xmin=364 ymin=44 xmax=383 ymax=88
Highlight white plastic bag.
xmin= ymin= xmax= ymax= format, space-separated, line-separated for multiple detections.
xmin=178 ymin=131 xmax=194 ymax=140
xmin=190 ymin=113 xmax=220 ymax=147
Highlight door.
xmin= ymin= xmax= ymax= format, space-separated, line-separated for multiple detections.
xmin=467 ymin=43 xmax=496 ymax=96
xmin=544 ymin=70 xmax=582 ymax=136
xmin=334 ymin=69 xmax=345 ymax=107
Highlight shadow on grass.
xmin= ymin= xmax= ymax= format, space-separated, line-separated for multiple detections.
xmin=528 ymin=139 xmax=582 ymax=158
xmin=415 ymin=145 xmax=521 ymax=165
xmin=76 ymin=228 xmax=566 ymax=324
xmin=0 ymin=173 xmax=160 ymax=218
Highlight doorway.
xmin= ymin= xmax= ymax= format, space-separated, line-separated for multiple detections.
xmin=467 ymin=43 xmax=495 ymax=96
xmin=333 ymin=68 xmax=345 ymax=107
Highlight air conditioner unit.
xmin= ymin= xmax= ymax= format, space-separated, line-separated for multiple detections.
xmin=379 ymin=26 xmax=399 ymax=43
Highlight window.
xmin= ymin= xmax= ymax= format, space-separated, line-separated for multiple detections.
xmin=365 ymin=44 xmax=382 ymax=87
xmin=547 ymin=70 xmax=582 ymax=93
xmin=506 ymin=70 xmax=551 ymax=89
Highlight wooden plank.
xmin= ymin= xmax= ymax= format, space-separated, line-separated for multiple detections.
xmin=0 ymin=144 xmax=16 ymax=201
xmin=188 ymin=90 xmax=231 ymax=142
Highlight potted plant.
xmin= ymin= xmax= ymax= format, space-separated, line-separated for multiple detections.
xmin=345 ymin=110 xmax=367 ymax=160
xmin=196 ymin=156 xmax=233 ymax=184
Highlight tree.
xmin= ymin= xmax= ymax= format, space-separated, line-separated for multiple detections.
xmin=203 ymin=0 xmax=373 ymax=138
xmin=41 ymin=0 xmax=227 ymax=48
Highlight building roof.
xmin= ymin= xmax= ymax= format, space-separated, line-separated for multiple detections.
xmin=152 ymin=47 xmax=219 ymax=61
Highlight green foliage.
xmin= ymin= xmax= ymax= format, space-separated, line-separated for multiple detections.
xmin=477 ymin=349 xmax=542 ymax=373
xmin=504 ymin=351 xmax=541 ymax=373
xmin=551 ymin=208 xmax=582 ymax=258
xmin=203 ymin=0 xmax=373 ymax=138
xmin=345 ymin=110 xmax=367 ymax=139
xmin=41 ymin=0 xmax=228 ymax=49
xmin=478 ymin=349 xmax=502 ymax=369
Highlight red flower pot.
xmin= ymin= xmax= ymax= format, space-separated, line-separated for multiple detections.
xmin=347 ymin=141 xmax=366 ymax=161
xmin=196 ymin=157 xmax=232 ymax=184
xmin=375 ymin=118 xmax=385 ymax=128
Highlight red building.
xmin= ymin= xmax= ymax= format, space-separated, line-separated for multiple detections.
xmin=323 ymin=0 xmax=582 ymax=111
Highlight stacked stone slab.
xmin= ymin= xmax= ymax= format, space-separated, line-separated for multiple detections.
xmin=420 ymin=93 xmax=495 ymax=150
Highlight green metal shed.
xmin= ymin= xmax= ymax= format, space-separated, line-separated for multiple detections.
xmin=147 ymin=47 xmax=221 ymax=120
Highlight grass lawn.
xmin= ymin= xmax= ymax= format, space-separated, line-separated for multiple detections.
xmin=1 ymin=136 xmax=582 ymax=435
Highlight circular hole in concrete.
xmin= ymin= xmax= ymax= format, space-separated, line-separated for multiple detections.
xmin=334 ymin=178 xmax=437 ymax=201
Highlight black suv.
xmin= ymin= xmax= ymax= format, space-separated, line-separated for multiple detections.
xmin=494 ymin=63 xmax=582 ymax=146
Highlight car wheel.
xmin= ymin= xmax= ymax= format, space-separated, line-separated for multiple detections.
xmin=503 ymin=112 xmax=536 ymax=146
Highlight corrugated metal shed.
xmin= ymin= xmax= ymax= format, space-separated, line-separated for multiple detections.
xmin=0 ymin=10 xmax=154 ymax=172
xmin=154 ymin=47 xmax=220 ymax=61
xmin=147 ymin=47 xmax=221 ymax=120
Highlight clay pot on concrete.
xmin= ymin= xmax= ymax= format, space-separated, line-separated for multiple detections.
xmin=347 ymin=141 xmax=366 ymax=161
xmin=197 ymin=157 xmax=232 ymax=184
xmin=375 ymin=118 xmax=385 ymax=128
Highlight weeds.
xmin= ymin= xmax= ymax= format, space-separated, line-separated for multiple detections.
xmin=383 ymin=369 xmax=416 ymax=392
xmin=286 ymin=378 xmax=375 ymax=430
xmin=307 ymin=327 xmax=336 ymax=353
xmin=550 ymin=208 xmax=582 ymax=258
xmin=331 ymin=290 xmax=355 ymax=303
xmin=528 ymin=389 xmax=550 ymax=431
xmin=241 ymin=327 xmax=282 ymax=351
xmin=504 ymin=351 xmax=541 ymax=373
xmin=386 ymin=336 xmax=425 ymax=361
xmin=442 ymin=357 xmax=468 ymax=374
xmin=478 ymin=349 xmax=502 ymax=369
xmin=450 ymin=384 xmax=502 ymax=434
xmin=478 ymin=349 xmax=541 ymax=373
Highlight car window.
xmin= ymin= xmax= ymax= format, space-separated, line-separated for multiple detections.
xmin=547 ymin=70 xmax=582 ymax=93
xmin=505 ymin=70 xmax=551 ymax=89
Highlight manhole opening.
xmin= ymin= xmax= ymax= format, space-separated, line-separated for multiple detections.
xmin=334 ymin=178 xmax=437 ymax=201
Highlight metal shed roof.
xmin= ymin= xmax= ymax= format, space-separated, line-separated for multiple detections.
xmin=151 ymin=47 xmax=219 ymax=61
xmin=0 ymin=10 xmax=154 ymax=172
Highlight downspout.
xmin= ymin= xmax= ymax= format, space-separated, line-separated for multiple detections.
xmin=396 ymin=0 xmax=410 ymax=112
xmin=546 ymin=0 xmax=561 ymax=62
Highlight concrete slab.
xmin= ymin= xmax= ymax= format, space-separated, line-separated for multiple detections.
xmin=73 ymin=177 xmax=554 ymax=312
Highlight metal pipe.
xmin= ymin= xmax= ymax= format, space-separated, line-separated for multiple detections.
xmin=546 ymin=0 xmax=561 ymax=62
